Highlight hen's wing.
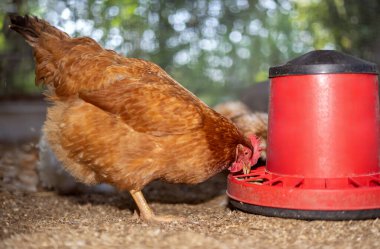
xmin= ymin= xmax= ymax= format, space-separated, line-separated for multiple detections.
xmin=79 ymin=78 xmax=204 ymax=136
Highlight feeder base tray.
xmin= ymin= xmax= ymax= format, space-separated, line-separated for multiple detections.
xmin=227 ymin=166 xmax=380 ymax=220
xmin=229 ymin=199 xmax=380 ymax=220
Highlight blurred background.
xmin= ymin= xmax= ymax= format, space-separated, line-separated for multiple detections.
xmin=0 ymin=0 xmax=379 ymax=143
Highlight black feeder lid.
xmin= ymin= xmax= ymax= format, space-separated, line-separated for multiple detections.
xmin=269 ymin=50 xmax=379 ymax=78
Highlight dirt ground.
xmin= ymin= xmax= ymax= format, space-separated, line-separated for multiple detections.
xmin=1 ymin=144 xmax=380 ymax=249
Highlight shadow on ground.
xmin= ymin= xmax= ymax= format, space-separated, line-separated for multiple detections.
xmin=62 ymin=172 xmax=228 ymax=214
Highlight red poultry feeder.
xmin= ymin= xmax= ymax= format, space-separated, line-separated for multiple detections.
xmin=227 ymin=50 xmax=380 ymax=220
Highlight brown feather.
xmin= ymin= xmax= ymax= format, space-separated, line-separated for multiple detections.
xmin=10 ymin=15 xmax=248 ymax=193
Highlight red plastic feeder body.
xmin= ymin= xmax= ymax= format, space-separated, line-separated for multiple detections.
xmin=227 ymin=50 xmax=380 ymax=220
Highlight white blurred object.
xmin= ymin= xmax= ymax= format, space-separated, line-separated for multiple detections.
xmin=37 ymin=132 xmax=115 ymax=194
xmin=214 ymin=101 xmax=268 ymax=160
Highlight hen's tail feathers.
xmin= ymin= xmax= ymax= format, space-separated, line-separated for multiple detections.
xmin=9 ymin=14 xmax=69 ymax=46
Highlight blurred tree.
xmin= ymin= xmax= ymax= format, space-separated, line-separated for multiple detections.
xmin=295 ymin=0 xmax=380 ymax=67
xmin=1 ymin=0 xmax=38 ymax=96
xmin=0 ymin=0 xmax=378 ymax=104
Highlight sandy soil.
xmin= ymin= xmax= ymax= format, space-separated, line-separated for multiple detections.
xmin=1 ymin=144 xmax=380 ymax=249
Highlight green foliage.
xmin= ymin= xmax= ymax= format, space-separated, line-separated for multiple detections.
xmin=0 ymin=0 xmax=379 ymax=104
xmin=294 ymin=0 xmax=380 ymax=65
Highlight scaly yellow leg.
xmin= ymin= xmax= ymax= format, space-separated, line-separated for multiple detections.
xmin=130 ymin=190 xmax=184 ymax=223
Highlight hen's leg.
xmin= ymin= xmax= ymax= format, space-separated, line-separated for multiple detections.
xmin=130 ymin=190 xmax=184 ymax=223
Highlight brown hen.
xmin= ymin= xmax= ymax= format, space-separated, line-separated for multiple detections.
xmin=9 ymin=15 xmax=260 ymax=222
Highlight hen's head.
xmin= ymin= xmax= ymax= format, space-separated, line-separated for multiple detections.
xmin=229 ymin=135 xmax=262 ymax=174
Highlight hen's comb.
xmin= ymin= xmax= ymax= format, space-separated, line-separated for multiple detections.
xmin=248 ymin=134 xmax=262 ymax=165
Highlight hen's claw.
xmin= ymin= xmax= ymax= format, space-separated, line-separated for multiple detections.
xmin=144 ymin=215 xmax=185 ymax=223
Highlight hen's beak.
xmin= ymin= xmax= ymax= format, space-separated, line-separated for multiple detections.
xmin=242 ymin=161 xmax=251 ymax=175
